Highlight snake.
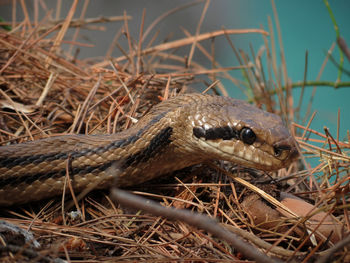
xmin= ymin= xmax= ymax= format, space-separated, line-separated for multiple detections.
xmin=0 ymin=94 xmax=298 ymax=206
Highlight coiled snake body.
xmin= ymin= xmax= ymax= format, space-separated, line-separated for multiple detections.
xmin=0 ymin=94 xmax=298 ymax=206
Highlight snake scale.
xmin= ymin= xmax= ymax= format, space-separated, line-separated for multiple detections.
xmin=0 ymin=94 xmax=298 ymax=206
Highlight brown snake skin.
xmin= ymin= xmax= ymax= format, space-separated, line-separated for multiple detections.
xmin=0 ymin=94 xmax=298 ymax=206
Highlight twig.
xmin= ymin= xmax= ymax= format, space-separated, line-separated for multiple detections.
xmin=337 ymin=36 xmax=350 ymax=62
xmin=0 ymin=244 xmax=62 ymax=263
xmin=142 ymin=0 xmax=204 ymax=41
xmin=187 ymin=0 xmax=210 ymax=67
xmin=0 ymin=15 xmax=132 ymax=31
xmin=110 ymin=188 xmax=282 ymax=263
xmin=290 ymin=80 xmax=350 ymax=89
xmin=248 ymin=80 xmax=350 ymax=103
xmin=323 ymin=0 xmax=344 ymax=81
xmin=317 ymin=234 xmax=350 ymax=263
xmin=45 ymin=0 xmax=79 ymax=67
xmin=109 ymin=28 xmax=269 ymax=65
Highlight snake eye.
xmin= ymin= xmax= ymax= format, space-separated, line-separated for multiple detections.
xmin=240 ymin=127 xmax=256 ymax=145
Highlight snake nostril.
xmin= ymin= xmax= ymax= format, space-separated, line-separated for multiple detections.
xmin=273 ymin=145 xmax=291 ymax=157
xmin=274 ymin=146 xmax=282 ymax=157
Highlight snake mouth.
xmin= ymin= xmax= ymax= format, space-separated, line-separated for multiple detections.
xmin=196 ymin=138 xmax=289 ymax=171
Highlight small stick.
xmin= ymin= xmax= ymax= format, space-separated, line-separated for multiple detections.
xmin=110 ymin=187 xmax=282 ymax=263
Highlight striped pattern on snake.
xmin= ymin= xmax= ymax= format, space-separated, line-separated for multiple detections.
xmin=0 ymin=94 xmax=298 ymax=206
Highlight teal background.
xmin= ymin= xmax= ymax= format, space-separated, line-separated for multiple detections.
xmin=224 ymin=1 xmax=350 ymax=138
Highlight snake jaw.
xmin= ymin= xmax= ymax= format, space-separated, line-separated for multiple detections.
xmin=194 ymin=136 xmax=297 ymax=171
xmin=195 ymin=137 xmax=270 ymax=170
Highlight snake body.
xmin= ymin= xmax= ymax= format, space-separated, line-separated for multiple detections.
xmin=0 ymin=94 xmax=298 ymax=206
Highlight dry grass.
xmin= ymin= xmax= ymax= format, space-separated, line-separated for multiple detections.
xmin=0 ymin=1 xmax=349 ymax=262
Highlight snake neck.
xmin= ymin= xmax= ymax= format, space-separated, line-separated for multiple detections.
xmin=0 ymin=102 xmax=196 ymax=205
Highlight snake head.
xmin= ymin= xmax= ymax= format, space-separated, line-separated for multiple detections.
xmin=180 ymin=95 xmax=299 ymax=171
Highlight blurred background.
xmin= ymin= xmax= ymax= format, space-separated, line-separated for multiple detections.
xmin=1 ymin=0 xmax=349 ymax=137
